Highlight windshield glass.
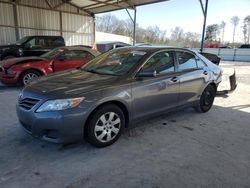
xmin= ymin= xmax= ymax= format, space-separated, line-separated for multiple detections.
xmin=82 ymin=49 xmax=147 ymax=76
xmin=15 ymin=37 xmax=30 ymax=45
xmin=40 ymin=48 xmax=64 ymax=58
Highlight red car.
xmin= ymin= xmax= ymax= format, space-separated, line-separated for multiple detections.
xmin=0 ymin=46 xmax=99 ymax=85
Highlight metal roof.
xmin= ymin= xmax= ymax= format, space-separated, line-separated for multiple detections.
xmin=70 ymin=0 xmax=168 ymax=14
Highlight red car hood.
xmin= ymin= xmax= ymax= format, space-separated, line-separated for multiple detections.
xmin=0 ymin=57 xmax=48 ymax=68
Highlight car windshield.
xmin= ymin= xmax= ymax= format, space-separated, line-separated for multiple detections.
xmin=15 ymin=37 xmax=30 ymax=45
xmin=81 ymin=49 xmax=146 ymax=76
xmin=40 ymin=48 xmax=64 ymax=58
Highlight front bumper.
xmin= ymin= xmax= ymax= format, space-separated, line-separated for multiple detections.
xmin=16 ymin=103 xmax=89 ymax=144
xmin=0 ymin=72 xmax=19 ymax=84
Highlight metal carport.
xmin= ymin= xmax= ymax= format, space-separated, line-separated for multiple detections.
xmin=0 ymin=0 xmax=208 ymax=51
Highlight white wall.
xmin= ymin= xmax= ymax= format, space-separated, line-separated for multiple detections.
xmin=96 ymin=31 xmax=132 ymax=44
xmin=192 ymin=48 xmax=250 ymax=62
xmin=0 ymin=1 xmax=94 ymax=46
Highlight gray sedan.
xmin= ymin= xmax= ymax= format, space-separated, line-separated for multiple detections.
xmin=16 ymin=47 xmax=222 ymax=147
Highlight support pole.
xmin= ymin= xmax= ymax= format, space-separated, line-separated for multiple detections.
xmin=200 ymin=0 xmax=208 ymax=52
xmin=133 ymin=8 xmax=137 ymax=46
xmin=13 ymin=3 xmax=19 ymax=41
xmin=125 ymin=8 xmax=137 ymax=46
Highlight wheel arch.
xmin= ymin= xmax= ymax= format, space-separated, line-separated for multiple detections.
xmin=18 ymin=68 xmax=45 ymax=83
xmin=208 ymin=82 xmax=217 ymax=92
xmin=84 ymin=100 xmax=130 ymax=136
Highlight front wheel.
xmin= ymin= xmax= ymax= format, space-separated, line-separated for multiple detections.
xmin=195 ymin=85 xmax=216 ymax=113
xmin=21 ymin=70 xmax=41 ymax=85
xmin=85 ymin=104 xmax=125 ymax=147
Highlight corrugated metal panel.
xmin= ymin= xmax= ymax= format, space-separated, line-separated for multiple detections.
xmin=63 ymin=32 xmax=93 ymax=46
xmin=19 ymin=0 xmax=49 ymax=9
xmin=0 ymin=3 xmax=14 ymax=26
xmin=0 ymin=26 xmax=16 ymax=45
xmin=19 ymin=28 xmax=60 ymax=38
xmin=62 ymin=13 xmax=94 ymax=34
xmin=17 ymin=6 xmax=60 ymax=30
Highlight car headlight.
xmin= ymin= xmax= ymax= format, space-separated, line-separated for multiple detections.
xmin=7 ymin=68 xmax=14 ymax=75
xmin=36 ymin=97 xmax=85 ymax=112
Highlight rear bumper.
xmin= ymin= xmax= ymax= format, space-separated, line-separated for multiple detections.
xmin=217 ymin=70 xmax=237 ymax=95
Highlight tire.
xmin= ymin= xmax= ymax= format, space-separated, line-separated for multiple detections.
xmin=85 ymin=104 xmax=125 ymax=147
xmin=3 ymin=55 xmax=16 ymax=60
xmin=195 ymin=85 xmax=216 ymax=113
xmin=20 ymin=70 xmax=41 ymax=86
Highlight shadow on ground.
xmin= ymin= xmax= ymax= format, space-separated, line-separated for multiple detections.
xmin=0 ymin=100 xmax=249 ymax=188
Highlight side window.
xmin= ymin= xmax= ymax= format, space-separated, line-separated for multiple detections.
xmin=60 ymin=50 xmax=89 ymax=60
xmin=87 ymin=52 xmax=95 ymax=59
xmin=52 ymin=38 xmax=65 ymax=47
xmin=141 ymin=51 xmax=175 ymax=74
xmin=176 ymin=52 xmax=197 ymax=71
xmin=36 ymin=38 xmax=46 ymax=47
xmin=25 ymin=38 xmax=36 ymax=47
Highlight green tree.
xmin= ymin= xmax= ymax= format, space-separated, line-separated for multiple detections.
xmin=220 ymin=21 xmax=226 ymax=43
xmin=231 ymin=16 xmax=240 ymax=46
xmin=243 ymin=15 xmax=250 ymax=44
xmin=205 ymin=24 xmax=219 ymax=41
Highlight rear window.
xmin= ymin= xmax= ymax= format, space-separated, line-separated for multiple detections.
xmin=176 ymin=52 xmax=197 ymax=71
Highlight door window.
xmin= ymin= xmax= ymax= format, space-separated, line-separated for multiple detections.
xmin=141 ymin=51 xmax=175 ymax=74
xmin=176 ymin=52 xmax=197 ymax=70
xmin=25 ymin=38 xmax=46 ymax=47
xmin=60 ymin=50 xmax=91 ymax=60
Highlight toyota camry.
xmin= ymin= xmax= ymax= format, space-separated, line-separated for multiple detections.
xmin=16 ymin=47 xmax=222 ymax=147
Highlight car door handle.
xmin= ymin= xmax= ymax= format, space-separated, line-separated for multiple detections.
xmin=203 ymin=71 xmax=208 ymax=75
xmin=170 ymin=76 xmax=178 ymax=82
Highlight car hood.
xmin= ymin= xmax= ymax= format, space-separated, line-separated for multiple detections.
xmin=0 ymin=56 xmax=47 ymax=68
xmin=0 ymin=44 xmax=16 ymax=49
xmin=26 ymin=69 xmax=121 ymax=98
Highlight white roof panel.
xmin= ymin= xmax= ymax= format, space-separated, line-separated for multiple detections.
xmin=70 ymin=0 xmax=169 ymax=14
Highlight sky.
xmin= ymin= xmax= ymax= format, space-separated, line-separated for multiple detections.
xmin=97 ymin=0 xmax=250 ymax=43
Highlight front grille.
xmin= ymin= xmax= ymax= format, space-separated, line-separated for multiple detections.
xmin=19 ymin=97 xmax=40 ymax=110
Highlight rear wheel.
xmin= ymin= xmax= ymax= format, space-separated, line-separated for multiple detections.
xmin=85 ymin=104 xmax=125 ymax=147
xmin=21 ymin=70 xmax=41 ymax=85
xmin=195 ymin=85 xmax=216 ymax=113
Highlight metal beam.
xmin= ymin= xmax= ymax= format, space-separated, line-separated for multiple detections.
xmin=12 ymin=3 xmax=19 ymax=40
xmin=133 ymin=8 xmax=137 ymax=46
xmin=45 ymin=0 xmax=53 ymax=9
xmin=125 ymin=8 xmax=134 ymax=24
xmin=200 ymin=0 xmax=208 ymax=52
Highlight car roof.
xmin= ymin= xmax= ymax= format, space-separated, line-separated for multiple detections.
xmin=113 ymin=46 xmax=196 ymax=54
xmin=96 ymin=41 xmax=131 ymax=45
xmin=58 ymin=46 xmax=100 ymax=56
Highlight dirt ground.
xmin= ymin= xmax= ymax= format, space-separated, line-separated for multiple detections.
xmin=0 ymin=61 xmax=250 ymax=188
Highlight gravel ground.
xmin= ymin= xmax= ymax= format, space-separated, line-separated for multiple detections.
xmin=0 ymin=61 xmax=250 ymax=188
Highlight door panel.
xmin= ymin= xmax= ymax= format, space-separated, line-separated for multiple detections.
xmin=132 ymin=75 xmax=179 ymax=120
xmin=53 ymin=50 xmax=92 ymax=72
xmin=178 ymin=69 xmax=206 ymax=105
xmin=132 ymin=50 xmax=179 ymax=120
xmin=176 ymin=51 xmax=207 ymax=105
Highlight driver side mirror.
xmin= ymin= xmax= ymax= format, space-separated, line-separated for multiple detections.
xmin=137 ymin=70 xmax=157 ymax=78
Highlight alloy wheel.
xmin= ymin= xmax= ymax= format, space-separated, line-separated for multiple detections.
xmin=94 ymin=112 xmax=121 ymax=143
xmin=23 ymin=73 xmax=39 ymax=85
